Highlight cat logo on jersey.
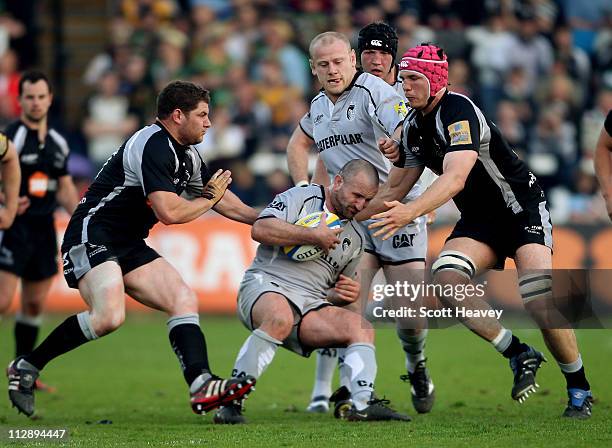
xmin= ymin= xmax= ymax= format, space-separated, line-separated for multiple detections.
xmin=347 ymin=104 xmax=356 ymax=120
xmin=393 ymin=101 xmax=408 ymax=118
xmin=448 ymin=120 xmax=472 ymax=146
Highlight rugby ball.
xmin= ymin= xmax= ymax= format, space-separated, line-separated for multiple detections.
xmin=283 ymin=211 xmax=342 ymax=262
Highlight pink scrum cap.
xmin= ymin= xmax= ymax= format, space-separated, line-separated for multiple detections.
xmin=399 ymin=44 xmax=448 ymax=98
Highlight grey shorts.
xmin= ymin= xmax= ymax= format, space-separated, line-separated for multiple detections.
xmin=360 ymin=214 xmax=428 ymax=264
xmin=237 ymin=272 xmax=332 ymax=356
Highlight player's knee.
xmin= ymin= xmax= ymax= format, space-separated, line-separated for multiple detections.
xmin=346 ymin=315 xmax=375 ymax=345
xmin=92 ymin=308 xmax=125 ymax=336
xmin=22 ymin=300 xmax=44 ymax=317
xmin=169 ymin=285 xmax=198 ymax=315
xmin=260 ymin=313 xmax=293 ymax=341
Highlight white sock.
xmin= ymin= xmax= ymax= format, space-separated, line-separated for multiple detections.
xmin=310 ymin=348 xmax=337 ymax=401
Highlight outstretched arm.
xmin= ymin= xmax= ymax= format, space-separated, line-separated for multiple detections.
xmin=355 ymin=165 xmax=424 ymax=221
xmin=369 ymin=150 xmax=477 ymax=239
xmin=148 ymin=170 xmax=231 ymax=225
xmin=213 ymin=189 xmax=259 ymax=225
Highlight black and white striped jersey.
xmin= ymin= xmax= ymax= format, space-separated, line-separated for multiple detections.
xmin=396 ymin=91 xmax=544 ymax=215
xmin=5 ymin=120 xmax=70 ymax=216
xmin=62 ymin=121 xmax=211 ymax=247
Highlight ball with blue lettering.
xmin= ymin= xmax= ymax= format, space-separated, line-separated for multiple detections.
xmin=283 ymin=211 xmax=342 ymax=262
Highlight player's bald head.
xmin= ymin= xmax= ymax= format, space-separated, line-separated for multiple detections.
xmin=338 ymin=159 xmax=379 ymax=188
xmin=309 ymin=31 xmax=351 ymax=59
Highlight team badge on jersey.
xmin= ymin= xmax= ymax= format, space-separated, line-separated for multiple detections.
xmin=346 ymin=104 xmax=356 ymax=120
xmin=448 ymin=120 xmax=472 ymax=146
xmin=393 ymin=101 xmax=408 ymax=118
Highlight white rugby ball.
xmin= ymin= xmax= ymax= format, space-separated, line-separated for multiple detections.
xmin=283 ymin=211 xmax=342 ymax=262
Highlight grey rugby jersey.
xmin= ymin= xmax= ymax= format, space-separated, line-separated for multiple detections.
xmin=300 ymin=71 xmax=423 ymax=201
xmin=247 ymin=185 xmax=364 ymax=301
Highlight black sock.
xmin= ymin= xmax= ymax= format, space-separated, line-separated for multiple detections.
xmin=25 ymin=315 xmax=90 ymax=370
xmin=169 ymin=323 xmax=210 ymax=386
xmin=502 ymin=335 xmax=530 ymax=359
xmin=15 ymin=321 xmax=40 ymax=357
xmin=564 ymin=367 xmax=590 ymax=391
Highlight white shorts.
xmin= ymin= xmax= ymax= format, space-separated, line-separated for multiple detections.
xmin=360 ymin=215 xmax=428 ymax=264
xmin=237 ymin=271 xmax=332 ymax=356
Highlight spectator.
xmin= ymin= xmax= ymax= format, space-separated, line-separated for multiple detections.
xmin=506 ymin=9 xmax=554 ymax=95
xmin=82 ymin=70 xmax=138 ymax=169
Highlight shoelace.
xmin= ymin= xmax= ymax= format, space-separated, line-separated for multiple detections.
xmin=401 ymin=360 xmax=430 ymax=397
xmin=367 ymin=396 xmax=391 ymax=407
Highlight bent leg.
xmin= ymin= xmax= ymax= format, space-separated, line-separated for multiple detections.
xmin=124 ymin=257 xmax=209 ymax=387
xmin=231 ymin=293 xmax=293 ymax=380
xmin=25 ymin=261 xmax=125 ymax=371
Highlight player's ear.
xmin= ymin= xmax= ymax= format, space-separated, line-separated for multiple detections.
xmin=309 ymin=59 xmax=316 ymax=75
xmin=350 ymin=49 xmax=356 ymax=68
xmin=333 ymin=174 xmax=343 ymax=190
xmin=171 ymin=108 xmax=183 ymax=125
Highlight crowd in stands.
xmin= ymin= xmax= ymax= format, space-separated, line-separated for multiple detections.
xmin=0 ymin=0 xmax=611 ymax=224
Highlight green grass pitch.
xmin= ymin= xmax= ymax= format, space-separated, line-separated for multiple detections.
xmin=1 ymin=314 xmax=610 ymax=447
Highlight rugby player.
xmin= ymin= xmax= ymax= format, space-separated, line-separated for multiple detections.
xmin=0 ymin=71 xmax=79 ymax=392
xmin=214 ymin=159 xmax=410 ymax=423
xmin=7 ymin=81 xmax=257 ymax=417
xmin=371 ymin=44 xmax=593 ymax=418
xmin=287 ymin=29 xmax=435 ymax=415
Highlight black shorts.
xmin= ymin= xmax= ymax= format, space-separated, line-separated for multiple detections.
xmin=62 ymin=239 xmax=161 ymax=289
xmin=447 ymin=200 xmax=553 ymax=270
xmin=0 ymin=215 xmax=58 ymax=280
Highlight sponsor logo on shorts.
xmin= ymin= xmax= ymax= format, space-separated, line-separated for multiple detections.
xmin=524 ymin=225 xmax=543 ymax=235
xmin=267 ymin=200 xmax=286 ymax=211
xmin=392 ymin=233 xmax=415 ymax=249
xmin=88 ymin=244 xmax=108 ymax=257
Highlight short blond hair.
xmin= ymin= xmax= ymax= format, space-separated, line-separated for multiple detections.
xmin=309 ymin=31 xmax=351 ymax=59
